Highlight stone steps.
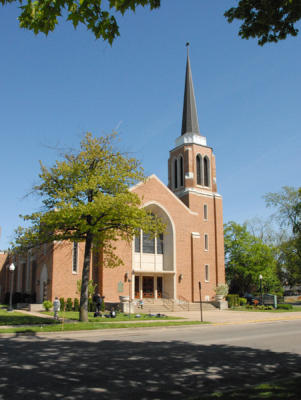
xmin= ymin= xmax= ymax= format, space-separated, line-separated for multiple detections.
xmin=131 ymin=300 xmax=217 ymax=314
xmin=16 ymin=303 xmax=44 ymax=312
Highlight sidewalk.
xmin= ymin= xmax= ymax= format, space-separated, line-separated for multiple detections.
xmin=164 ymin=309 xmax=301 ymax=325
xmin=13 ymin=308 xmax=301 ymax=326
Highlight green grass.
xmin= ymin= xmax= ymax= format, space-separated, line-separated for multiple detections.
xmin=228 ymin=306 xmax=301 ymax=312
xmin=42 ymin=310 xmax=182 ymax=322
xmin=0 ymin=320 xmax=206 ymax=334
xmin=0 ymin=305 xmax=202 ymax=334
xmin=0 ymin=307 xmax=58 ymax=326
xmin=196 ymin=376 xmax=301 ymax=399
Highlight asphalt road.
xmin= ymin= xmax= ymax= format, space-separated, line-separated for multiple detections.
xmin=1 ymin=321 xmax=301 ymax=400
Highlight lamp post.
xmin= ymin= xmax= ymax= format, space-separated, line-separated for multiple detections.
xmin=259 ymin=274 xmax=263 ymax=305
xmin=8 ymin=263 xmax=15 ymax=312
xmin=127 ymin=271 xmax=134 ymax=319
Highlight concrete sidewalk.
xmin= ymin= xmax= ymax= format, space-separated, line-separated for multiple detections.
xmin=164 ymin=309 xmax=301 ymax=325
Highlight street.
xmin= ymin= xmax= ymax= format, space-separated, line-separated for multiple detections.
xmin=1 ymin=320 xmax=301 ymax=399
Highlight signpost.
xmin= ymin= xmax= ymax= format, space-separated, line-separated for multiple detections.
xmin=198 ymin=281 xmax=203 ymax=322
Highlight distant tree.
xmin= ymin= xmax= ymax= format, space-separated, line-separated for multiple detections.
xmin=13 ymin=132 xmax=164 ymax=322
xmin=225 ymin=0 xmax=301 ymax=46
xmin=264 ymin=186 xmax=301 ymax=286
xmin=224 ymin=221 xmax=281 ymax=295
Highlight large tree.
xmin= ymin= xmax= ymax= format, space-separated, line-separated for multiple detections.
xmin=13 ymin=132 xmax=164 ymax=321
xmin=264 ymin=186 xmax=301 ymax=286
xmin=225 ymin=0 xmax=301 ymax=45
xmin=0 ymin=0 xmax=160 ymax=44
xmin=224 ymin=221 xmax=281 ymax=295
xmin=2 ymin=1 xmax=301 ymax=45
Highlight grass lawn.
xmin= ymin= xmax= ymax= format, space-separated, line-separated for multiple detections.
xmin=42 ymin=310 xmax=181 ymax=322
xmin=0 ymin=306 xmax=58 ymax=326
xmin=0 ymin=305 xmax=206 ymax=333
xmin=197 ymin=376 xmax=301 ymax=399
xmin=0 ymin=319 xmax=206 ymax=334
xmin=228 ymin=306 xmax=301 ymax=312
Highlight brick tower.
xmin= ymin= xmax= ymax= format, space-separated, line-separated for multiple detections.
xmin=168 ymin=45 xmax=225 ymax=291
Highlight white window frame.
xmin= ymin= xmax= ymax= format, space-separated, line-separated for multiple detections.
xmin=205 ymin=264 xmax=209 ymax=282
xmin=204 ymin=204 xmax=208 ymax=221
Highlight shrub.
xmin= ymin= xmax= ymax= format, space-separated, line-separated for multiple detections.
xmin=226 ymin=294 xmax=240 ymax=308
xmin=43 ymin=300 xmax=53 ymax=311
xmin=66 ymin=298 xmax=73 ymax=311
xmin=215 ymin=284 xmax=229 ymax=297
xmin=277 ymin=303 xmax=293 ymax=310
xmin=74 ymin=298 xmax=79 ymax=311
xmin=59 ymin=297 xmax=65 ymax=311
xmin=101 ymin=300 xmax=105 ymax=312
xmin=239 ymin=297 xmax=247 ymax=306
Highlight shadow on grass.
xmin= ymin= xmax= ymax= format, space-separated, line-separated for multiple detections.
xmin=0 ymin=335 xmax=301 ymax=399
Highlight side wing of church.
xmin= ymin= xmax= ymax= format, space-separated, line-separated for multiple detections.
xmin=0 ymin=50 xmax=225 ymax=309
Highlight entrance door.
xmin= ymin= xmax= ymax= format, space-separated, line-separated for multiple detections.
xmin=157 ymin=277 xmax=163 ymax=298
xmin=135 ymin=276 xmax=140 ymax=299
xmin=143 ymin=277 xmax=154 ymax=298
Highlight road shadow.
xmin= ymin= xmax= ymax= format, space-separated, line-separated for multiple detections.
xmin=1 ymin=335 xmax=301 ymax=399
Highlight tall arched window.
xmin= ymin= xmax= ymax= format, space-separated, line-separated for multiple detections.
xmin=134 ymin=230 xmax=164 ymax=255
xmin=179 ymin=155 xmax=184 ymax=187
xmin=196 ymin=154 xmax=202 ymax=185
xmin=174 ymin=159 xmax=178 ymax=189
xmin=204 ymin=156 xmax=210 ymax=187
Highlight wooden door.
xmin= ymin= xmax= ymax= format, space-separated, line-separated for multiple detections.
xmin=143 ymin=277 xmax=154 ymax=298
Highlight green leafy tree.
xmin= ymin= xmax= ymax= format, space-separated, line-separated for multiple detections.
xmin=2 ymin=1 xmax=301 ymax=46
xmin=224 ymin=221 xmax=281 ymax=295
xmin=225 ymin=0 xmax=301 ymax=46
xmin=264 ymin=186 xmax=301 ymax=286
xmin=13 ymin=132 xmax=164 ymax=321
xmin=76 ymin=279 xmax=97 ymax=298
xmin=0 ymin=0 xmax=160 ymax=44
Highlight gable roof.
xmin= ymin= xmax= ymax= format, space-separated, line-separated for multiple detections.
xmin=130 ymin=174 xmax=198 ymax=216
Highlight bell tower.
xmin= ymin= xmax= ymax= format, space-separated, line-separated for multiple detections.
xmin=168 ymin=44 xmax=219 ymax=211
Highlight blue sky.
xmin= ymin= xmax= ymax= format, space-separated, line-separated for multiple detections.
xmin=0 ymin=1 xmax=300 ymax=249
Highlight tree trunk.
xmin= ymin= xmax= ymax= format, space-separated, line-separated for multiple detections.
xmin=79 ymin=233 xmax=93 ymax=322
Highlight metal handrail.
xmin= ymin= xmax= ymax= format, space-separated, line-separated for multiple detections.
xmin=162 ymin=291 xmax=174 ymax=311
xmin=178 ymin=294 xmax=190 ymax=311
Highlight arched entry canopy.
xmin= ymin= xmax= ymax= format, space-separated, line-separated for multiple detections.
xmin=132 ymin=202 xmax=176 ymax=300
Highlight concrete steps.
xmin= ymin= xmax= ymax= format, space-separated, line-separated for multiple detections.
xmin=131 ymin=300 xmax=217 ymax=314
xmin=16 ymin=303 xmax=44 ymax=312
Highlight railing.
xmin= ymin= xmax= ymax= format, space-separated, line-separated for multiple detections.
xmin=178 ymin=295 xmax=190 ymax=311
xmin=162 ymin=291 xmax=174 ymax=311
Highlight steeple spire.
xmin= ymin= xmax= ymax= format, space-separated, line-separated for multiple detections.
xmin=181 ymin=43 xmax=200 ymax=136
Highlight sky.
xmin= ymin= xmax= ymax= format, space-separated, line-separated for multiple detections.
xmin=0 ymin=1 xmax=300 ymax=250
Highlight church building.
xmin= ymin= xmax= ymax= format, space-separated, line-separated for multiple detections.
xmin=0 ymin=49 xmax=225 ymax=308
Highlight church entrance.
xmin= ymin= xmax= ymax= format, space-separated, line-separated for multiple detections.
xmin=143 ymin=277 xmax=154 ymax=298
xmin=133 ymin=275 xmax=168 ymax=299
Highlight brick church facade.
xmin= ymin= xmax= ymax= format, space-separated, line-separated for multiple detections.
xmin=0 ymin=50 xmax=225 ymax=306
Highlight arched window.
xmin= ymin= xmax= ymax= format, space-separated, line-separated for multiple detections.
xmin=179 ymin=155 xmax=184 ymax=187
xmin=174 ymin=159 xmax=178 ymax=189
xmin=204 ymin=156 xmax=210 ymax=187
xmin=196 ymin=154 xmax=202 ymax=185
xmin=134 ymin=230 xmax=164 ymax=255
